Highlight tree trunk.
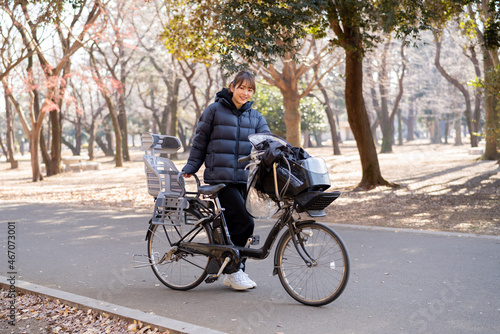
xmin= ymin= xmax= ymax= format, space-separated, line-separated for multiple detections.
xmin=3 ymin=79 xmax=33 ymax=173
xmin=46 ymin=61 xmax=71 ymax=175
xmin=444 ymin=117 xmax=450 ymax=144
xmin=482 ymin=51 xmax=498 ymax=160
xmin=3 ymin=88 xmax=18 ymax=169
xmin=345 ymin=48 xmax=392 ymax=189
xmin=303 ymin=129 xmax=310 ymax=148
xmin=46 ymin=59 xmax=72 ymax=176
xmin=37 ymin=84 xmax=64 ymax=176
xmin=406 ymin=97 xmax=416 ymax=141
xmin=454 ymin=116 xmax=463 ymax=145
xmin=105 ymin=130 xmax=114 ymax=154
xmin=468 ymin=1 xmax=498 ymax=158
xmin=47 ymin=107 xmax=62 ymax=175
xmin=370 ymin=117 xmax=380 ymax=147
xmin=168 ymin=77 xmax=181 ymax=159
xmin=382 ymin=39 xmax=406 ymax=153
xmin=378 ymin=39 xmax=392 ymax=153
xmin=380 ymin=116 xmax=392 ymax=153
xmin=75 ymin=112 xmax=82 ymax=156
xmin=168 ymin=79 xmax=181 ymax=137
xmin=434 ymin=36 xmax=478 ymax=147
xmin=178 ymin=121 xmax=188 ymax=152
xmin=30 ymin=93 xmax=48 ymax=182
xmin=61 ymin=137 xmax=79 ymax=155
xmin=266 ymin=60 xmax=302 ymax=148
xmin=281 ymin=89 xmax=302 ymax=147
xmin=468 ymin=44 xmax=483 ymax=144
xmin=103 ymin=93 xmax=123 ymax=167
xmin=118 ymin=40 xmax=131 ymax=162
xmin=328 ymin=9 xmax=393 ymax=188
xmin=95 ymin=134 xmax=114 ymax=157
xmin=118 ymin=92 xmax=130 ymax=161
xmin=431 ymin=116 xmax=442 ymax=144
xmin=317 ymin=82 xmax=341 ymax=155
xmin=5 ymin=79 xmax=45 ymax=181
xmin=367 ymin=62 xmax=381 ymax=147
xmin=39 ymin=112 xmax=52 ymax=176
xmin=397 ymin=109 xmax=403 ymax=146
xmin=313 ymin=131 xmax=323 ymax=147
xmin=30 ymin=128 xmax=43 ymax=182
xmin=88 ymin=118 xmax=97 ymax=160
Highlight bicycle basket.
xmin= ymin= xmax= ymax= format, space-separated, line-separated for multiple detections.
xmin=294 ymin=191 xmax=341 ymax=216
xmin=248 ymin=133 xmax=331 ymax=199
xmin=260 ymin=156 xmax=331 ymax=198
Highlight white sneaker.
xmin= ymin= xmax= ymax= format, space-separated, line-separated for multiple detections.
xmin=224 ymin=270 xmax=254 ymax=290
xmin=242 ymin=271 xmax=257 ymax=288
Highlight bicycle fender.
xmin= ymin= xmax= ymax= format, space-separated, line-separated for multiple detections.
xmin=145 ymin=218 xmax=153 ymax=241
xmin=272 ymin=220 xmax=316 ymax=276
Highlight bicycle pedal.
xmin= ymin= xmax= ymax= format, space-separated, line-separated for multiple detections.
xmin=205 ymin=275 xmax=219 ymax=284
xmin=250 ymin=235 xmax=260 ymax=246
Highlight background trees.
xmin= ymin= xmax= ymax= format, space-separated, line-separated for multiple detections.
xmin=1 ymin=0 xmax=499 ymax=185
xmin=1 ymin=0 xmax=103 ymax=180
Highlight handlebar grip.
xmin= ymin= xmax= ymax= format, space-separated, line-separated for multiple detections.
xmin=177 ymin=172 xmax=201 ymax=198
xmin=238 ymin=155 xmax=252 ymax=164
xmin=177 ymin=172 xmax=187 ymax=197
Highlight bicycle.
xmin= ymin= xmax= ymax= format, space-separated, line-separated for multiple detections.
xmin=134 ymin=132 xmax=350 ymax=306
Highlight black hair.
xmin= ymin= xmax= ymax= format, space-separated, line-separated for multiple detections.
xmin=229 ymin=71 xmax=256 ymax=92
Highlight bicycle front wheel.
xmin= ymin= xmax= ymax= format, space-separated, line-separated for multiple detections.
xmin=147 ymin=210 xmax=212 ymax=290
xmin=276 ymin=222 xmax=349 ymax=306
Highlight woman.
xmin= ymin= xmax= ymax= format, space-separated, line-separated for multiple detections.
xmin=182 ymin=71 xmax=270 ymax=290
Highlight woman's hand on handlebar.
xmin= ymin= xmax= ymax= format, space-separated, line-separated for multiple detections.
xmin=182 ymin=173 xmax=192 ymax=178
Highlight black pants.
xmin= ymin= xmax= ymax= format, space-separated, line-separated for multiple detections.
xmin=218 ymin=183 xmax=254 ymax=248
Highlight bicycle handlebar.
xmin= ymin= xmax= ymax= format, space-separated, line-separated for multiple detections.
xmin=177 ymin=172 xmax=201 ymax=198
xmin=238 ymin=155 xmax=252 ymax=164
xmin=238 ymin=151 xmax=264 ymax=164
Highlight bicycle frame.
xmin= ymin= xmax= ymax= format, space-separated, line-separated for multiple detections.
xmin=173 ymin=196 xmax=318 ymax=279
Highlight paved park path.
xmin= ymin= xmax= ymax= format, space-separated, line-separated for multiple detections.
xmin=1 ymin=202 xmax=499 ymax=334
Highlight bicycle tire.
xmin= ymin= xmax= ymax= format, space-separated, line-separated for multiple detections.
xmin=147 ymin=209 xmax=212 ymax=290
xmin=276 ymin=221 xmax=350 ymax=306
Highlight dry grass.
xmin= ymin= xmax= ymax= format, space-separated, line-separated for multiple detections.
xmin=1 ymin=140 xmax=499 ymax=235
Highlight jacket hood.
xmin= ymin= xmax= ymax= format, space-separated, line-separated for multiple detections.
xmin=215 ymin=88 xmax=253 ymax=113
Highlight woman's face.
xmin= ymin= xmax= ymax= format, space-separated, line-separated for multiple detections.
xmin=230 ymin=80 xmax=254 ymax=109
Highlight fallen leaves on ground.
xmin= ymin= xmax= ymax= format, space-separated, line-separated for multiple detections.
xmin=0 ymin=289 xmax=169 ymax=334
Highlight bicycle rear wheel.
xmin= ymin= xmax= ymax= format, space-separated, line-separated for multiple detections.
xmin=276 ymin=222 xmax=349 ymax=306
xmin=147 ymin=210 xmax=212 ymax=290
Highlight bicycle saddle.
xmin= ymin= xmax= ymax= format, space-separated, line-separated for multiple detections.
xmin=199 ymin=184 xmax=226 ymax=196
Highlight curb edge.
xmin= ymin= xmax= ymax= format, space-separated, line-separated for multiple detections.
xmin=0 ymin=276 xmax=227 ymax=334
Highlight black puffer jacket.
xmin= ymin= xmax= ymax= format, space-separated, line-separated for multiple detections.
xmin=182 ymin=88 xmax=270 ymax=184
